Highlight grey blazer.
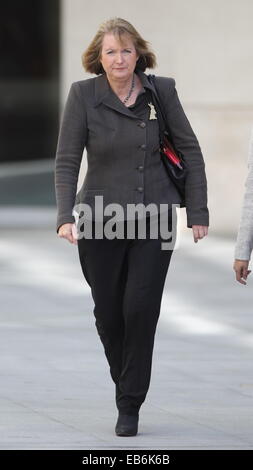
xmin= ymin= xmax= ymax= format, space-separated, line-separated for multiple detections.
xmin=54 ymin=69 xmax=209 ymax=233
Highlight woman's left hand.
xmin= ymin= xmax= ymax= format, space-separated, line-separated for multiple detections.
xmin=192 ymin=225 xmax=208 ymax=243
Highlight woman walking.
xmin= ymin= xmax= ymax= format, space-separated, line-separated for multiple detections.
xmin=55 ymin=17 xmax=209 ymax=436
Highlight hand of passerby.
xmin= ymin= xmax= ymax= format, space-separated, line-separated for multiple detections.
xmin=192 ymin=225 xmax=208 ymax=243
xmin=233 ymin=259 xmax=251 ymax=285
xmin=58 ymin=223 xmax=78 ymax=245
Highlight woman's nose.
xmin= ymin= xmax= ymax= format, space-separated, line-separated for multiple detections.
xmin=115 ymin=53 xmax=124 ymax=63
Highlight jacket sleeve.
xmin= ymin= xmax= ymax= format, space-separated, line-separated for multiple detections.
xmin=54 ymin=82 xmax=87 ymax=233
xmin=234 ymin=126 xmax=253 ymax=260
xmin=161 ymin=77 xmax=209 ymax=228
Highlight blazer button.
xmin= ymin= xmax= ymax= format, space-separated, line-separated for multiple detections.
xmin=140 ymin=144 xmax=146 ymax=150
xmin=138 ymin=165 xmax=144 ymax=171
xmin=139 ymin=122 xmax=146 ymax=128
xmin=137 ymin=187 xmax=143 ymax=192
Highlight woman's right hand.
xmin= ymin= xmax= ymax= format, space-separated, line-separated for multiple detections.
xmin=233 ymin=259 xmax=251 ymax=285
xmin=58 ymin=223 xmax=77 ymax=245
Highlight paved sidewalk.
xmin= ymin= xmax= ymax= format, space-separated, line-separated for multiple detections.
xmin=1 ymin=213 xmax=253 ymax=449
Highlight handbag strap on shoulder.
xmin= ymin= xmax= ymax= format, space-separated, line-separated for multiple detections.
xmin=148 ymin=74 xmax=175 ymax=145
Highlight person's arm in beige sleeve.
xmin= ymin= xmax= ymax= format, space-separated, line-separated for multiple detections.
xmin=233 ymin=126 xmax=253 ymax=284
xmin=54 ymin=82 xmax=87 ymax=242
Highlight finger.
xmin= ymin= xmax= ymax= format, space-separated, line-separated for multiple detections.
xmin=198 ymin=227 xmax=205 ymax=239
xmin=236 ymin=274 xmax=246 ymax=285
xmin=197 ymin=226 xmax=208 ymax=241
xmin=193 ymin=232 xmax=198 ymax=243
xmin=242 ymin=267 xmax=249 ymax=280
xmin=192 ymin=228 xmax=199 ymax=242
xmin=60 ymin=231 xmax=74 ymax=243
xmin=69 ymin=233 xmax=77 ymax=244
xmin=71 ymin=236 xmax=77 ymax=245
xmin=236 ymin=268 xmax=246 ymax=285
xmin=58 ymin=230 xmax=70 ymax=239
xmin=72 ymin=224 xmax=78 ymax=245
xmin=242 ymin=268 xmax=251 ymax=279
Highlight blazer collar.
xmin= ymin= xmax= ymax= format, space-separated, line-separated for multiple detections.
xmin=93 ymin=69 xmax=157 ymax=119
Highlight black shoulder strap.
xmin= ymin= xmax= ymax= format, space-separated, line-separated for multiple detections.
xmin=147 ymin=74 xmax=171 ymax=143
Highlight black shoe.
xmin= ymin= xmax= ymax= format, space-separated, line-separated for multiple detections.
xmin=115 ymin=413 xmax=139 ymax=436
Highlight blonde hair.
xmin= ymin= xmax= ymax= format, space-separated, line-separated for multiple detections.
xmin=82 ymin=17 xmax=157 ymax=75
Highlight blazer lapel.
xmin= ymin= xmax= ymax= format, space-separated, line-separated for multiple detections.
xmin=93 ymin=70 xmax=157 ymax=119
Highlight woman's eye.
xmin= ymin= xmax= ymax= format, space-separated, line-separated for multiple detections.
xmin=106 ymin=50 xmax=131 ymax=54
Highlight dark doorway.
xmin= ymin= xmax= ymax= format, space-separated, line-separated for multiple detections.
xmin=0 ymin=0 xmax=60 ymax=164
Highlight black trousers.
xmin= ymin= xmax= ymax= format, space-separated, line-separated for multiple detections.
xmin=77 ymin=212 xmax=176 ymax=416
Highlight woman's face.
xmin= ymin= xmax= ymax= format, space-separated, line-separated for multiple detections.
xmin=100 ymin=32 xmax=140 ymax=81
